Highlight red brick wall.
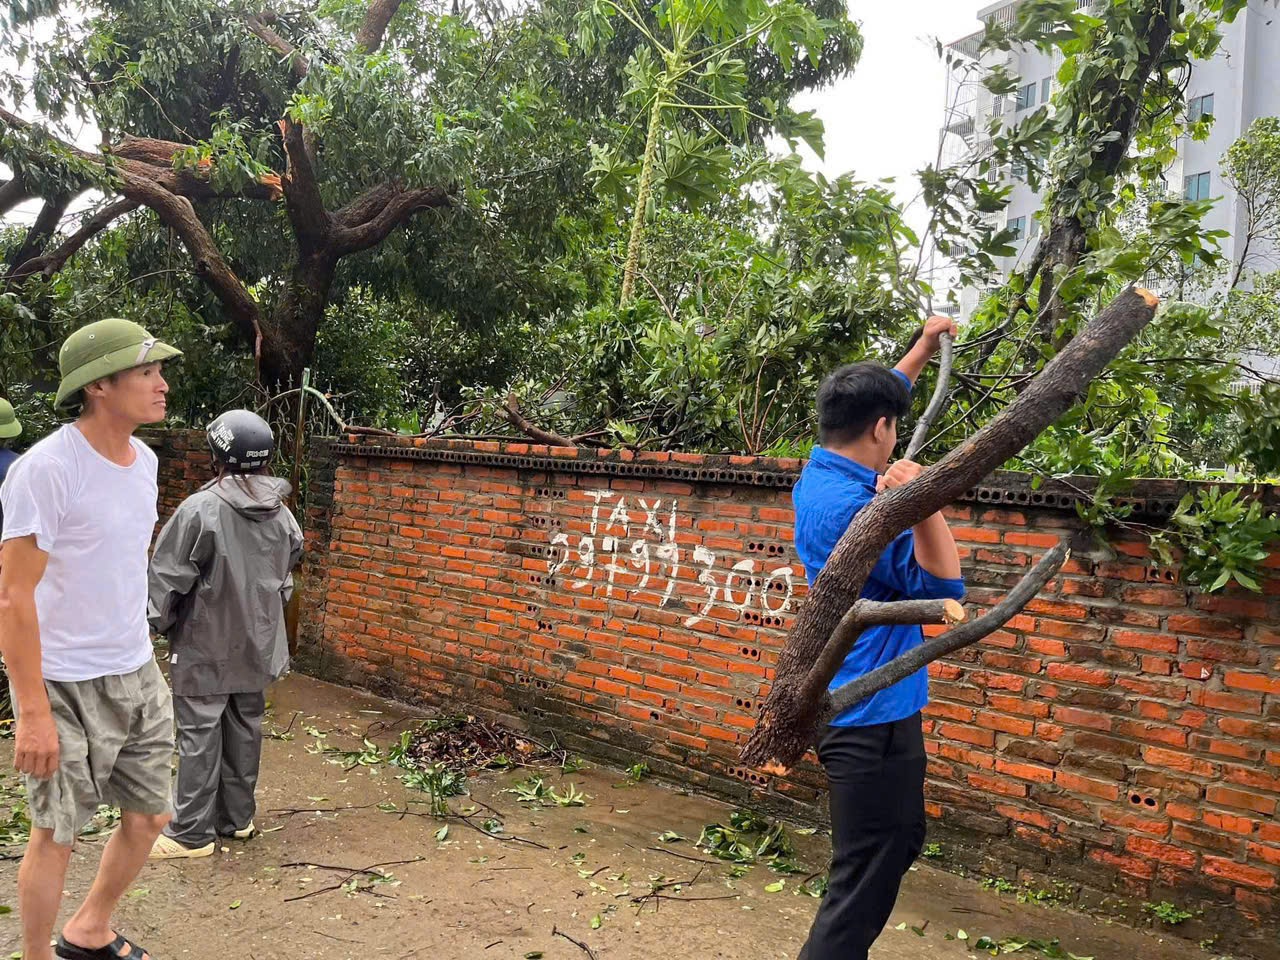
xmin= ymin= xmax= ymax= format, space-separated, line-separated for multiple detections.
xmin=149 ymin=431 xmax=1280 ymax=955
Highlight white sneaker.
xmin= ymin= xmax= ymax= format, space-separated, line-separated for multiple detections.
xmin=149 ymin=835 xmax=215 ymax=859
xmin=225 ymin=821 xmax=256 ymax=840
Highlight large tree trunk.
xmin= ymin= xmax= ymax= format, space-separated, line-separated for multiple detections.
xmin=260 ymin=250 xmax=338 ymax=390
xmin=741 ymin=287 xmax=1161 ymax=771
xmin=1021 ymin=1 xmax=1178 ymax=349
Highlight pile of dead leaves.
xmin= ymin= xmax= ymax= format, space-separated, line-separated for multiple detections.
xmin=403 ymin=716 xmax=564 ymax=775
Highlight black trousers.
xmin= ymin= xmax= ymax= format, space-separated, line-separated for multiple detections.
xmin=798 ymin=713 xmax=927 ymax=960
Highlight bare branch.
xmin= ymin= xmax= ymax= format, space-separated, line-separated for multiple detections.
xmin=828 ymin=540 xmax=1069 ymax=716
xmin=820 ymin=598 xmax=966 ymax=693
xmin=333 ymin=181 xmax=400 ymax=227
xmin=5 ymin=198 xmax=141 ymax=283
xmin=0 ymin=178 xmax=33 ymax=219
xmin=498 ymin=392 xmax=577 ymax=448
xmin=5 ymin=193 xmax=73 ymax=272
xmin=905 ymin=331 xmax=954 ymax=460
xmin=244 ymin=12 xmax=310 ymax=78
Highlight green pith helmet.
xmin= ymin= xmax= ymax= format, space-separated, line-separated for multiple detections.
xmin=0 ymin=398 xmax=21 ymax=440
xmin=55 ymin=318 xmax=183 ymax=409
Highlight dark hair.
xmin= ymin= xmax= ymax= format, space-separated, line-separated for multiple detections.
xmin=816 ymin=362 xmax=911 ymax=446
xmin=215 ymin=464 xmax=272 ymax=502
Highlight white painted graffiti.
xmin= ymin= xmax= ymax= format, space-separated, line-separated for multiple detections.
xmin=546 ymin=490 xmax=795 ymax=627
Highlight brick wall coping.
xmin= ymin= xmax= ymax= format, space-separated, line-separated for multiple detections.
xmin=140 ymin=430 xmax=1279 ymax=520
xmin=318 ymin=434 xmax=1280 ymax=521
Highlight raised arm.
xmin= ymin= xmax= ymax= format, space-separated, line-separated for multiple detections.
xmin=894 ymin=315 xmax=958 ymax=386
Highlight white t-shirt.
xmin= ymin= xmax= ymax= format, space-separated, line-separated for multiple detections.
xmin=1 ymin=425 xmax=158 ymax=681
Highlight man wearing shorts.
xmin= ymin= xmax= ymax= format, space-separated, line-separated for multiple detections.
xmin=1 ymin=318 xmax=181 ymax=960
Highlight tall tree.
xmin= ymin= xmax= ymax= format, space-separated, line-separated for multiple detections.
xmin=1221 ymin=116 xmax=1280 ymax=289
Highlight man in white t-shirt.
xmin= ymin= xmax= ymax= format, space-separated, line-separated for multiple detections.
xmin=0 ymin=318 xmax=181 ymax=960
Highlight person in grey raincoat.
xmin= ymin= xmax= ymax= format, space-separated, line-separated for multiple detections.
xmin=147 ymin=409 xmax=303 ymax=859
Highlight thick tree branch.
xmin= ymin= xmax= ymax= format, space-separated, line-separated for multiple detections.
xmin=0 ymin=178 xmax=33 ymax=219
xmin=815 ymin=599 xmax=966 ymax=701
xmin=827 ymin=540 xmax=1070 ymax=716
xmin=117 ymin=170 xmax=264 ymax=359
xmin=741 ymin=286 xmax=1161 ymax=770
xmin=355 ymin=0 xmax=408 ymax=53
xmin=499 ymin=392 xmax=577 ymax=447
xmin=0 ymin=109 xmax=283 ymax=203
xmin=4 ymin=198 xmax=140 ymax=283
xmin=244 ymin=12 xmax=310 ymax=78
xmin=279 ymin=118 xmax=331 ymax=247
xmin=330 ymin=185 xmax=451 ymax=256
xmin=333 ymin=181 xmax=400 ymax=227
xmin=5 ymin=193 xmax=73 ymax=271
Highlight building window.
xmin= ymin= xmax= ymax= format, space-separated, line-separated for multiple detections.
xmin=1029 ymin=217 xmax=1040 ymax=239
xmin=1008 ymin=216 xmax=1027 ymax=240
xmin=992 ymin=95 xmax=1005 ymax=118
xmin=1015 ymin=82 xmax=1037 ymax=112
xmin=1011 ymin=161 xmax=1027 ymax=180
xmin=987 ymin=163 xmax=999 ymax=184
xmin=1183 ymin=171 xmax=1211 ymax=201
xmin=1188 ymin=93 xmax=1214 ymax=122
xmin=1041 ymin=77 xmax=1052 ymax=104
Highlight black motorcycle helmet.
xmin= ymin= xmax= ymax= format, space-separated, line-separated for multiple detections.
xmin=207 ymin=409 xmax=275 ymax=473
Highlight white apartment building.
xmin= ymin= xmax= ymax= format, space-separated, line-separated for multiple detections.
xmin=937 ymin=0 xmax=1280 ymax=318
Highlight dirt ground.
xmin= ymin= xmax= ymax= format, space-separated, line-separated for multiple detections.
xmin=1 ymin=674 xmax=1219 ymax=960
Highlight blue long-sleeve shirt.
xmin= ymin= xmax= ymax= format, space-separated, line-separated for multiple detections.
xmin=793 ymin=382 xmax=965 ymax=726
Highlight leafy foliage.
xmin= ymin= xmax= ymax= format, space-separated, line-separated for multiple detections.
xmin=1150 ymin=488 xmax=1280 ymax=593
xmin=696 ymin=808 xmax=804 ymax=873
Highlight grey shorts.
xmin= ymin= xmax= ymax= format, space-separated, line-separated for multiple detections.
xmin=12 ymin=658 xmax=174 ymax=845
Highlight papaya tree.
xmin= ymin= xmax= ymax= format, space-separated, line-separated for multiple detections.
xmin=576 ymin=0 xmax=829 ymax=304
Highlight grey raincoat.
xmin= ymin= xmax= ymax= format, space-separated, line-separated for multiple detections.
xmin=149 ymin=475 xmax=303 ymax=696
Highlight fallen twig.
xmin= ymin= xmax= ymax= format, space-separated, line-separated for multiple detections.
xmin=282 ymin=857 xmax=423 ymax=903
xmin=637 ymin=844 xmax=720 ymax=866
xmin=553 ymin=925 xmax=599 ymax=960
xmin=265 ymin=710 xmax=302 ymax=740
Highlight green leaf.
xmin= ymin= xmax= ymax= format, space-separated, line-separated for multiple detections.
xmin=229 ymin=899 xmax=241 ymax=910
xmin=435 ymin=825 xmax=449 ymax=841
xmin=590 ymin=913 xmax=603 ymax=929
xmin=764 ymin=880 xmax=785 ymax=892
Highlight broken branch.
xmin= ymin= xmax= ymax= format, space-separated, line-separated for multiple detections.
xmin=498 ymin=391 xmax=578 ymax=447
xmin=828 ymin=540 xmax=1069 ymax=716
xmin=552 ymin=926 xmax=599 ymax=960
xmin=810 ymin=598 xmax=966 ymax=708
xmin=742 ymin=287 xmax=1160 ymax=770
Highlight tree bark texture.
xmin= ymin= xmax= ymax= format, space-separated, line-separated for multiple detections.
xmin=827 ymin=540 xmax=1069 ymax=716
xmin=1024 ymin=1 xmax=1177 ymax=347
xmin=740 ymin=286 xmax=1161 ymax=770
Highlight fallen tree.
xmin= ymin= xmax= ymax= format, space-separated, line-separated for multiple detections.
xmin=741 ymin=285 xmax=1160 ymax=771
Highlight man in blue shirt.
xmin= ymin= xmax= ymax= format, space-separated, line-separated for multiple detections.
xmin=795 ymin=315 xmax=963 ymax=960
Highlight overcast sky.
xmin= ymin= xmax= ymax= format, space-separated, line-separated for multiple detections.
xmin=798 ymin=2 xmax=984 ymax=225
